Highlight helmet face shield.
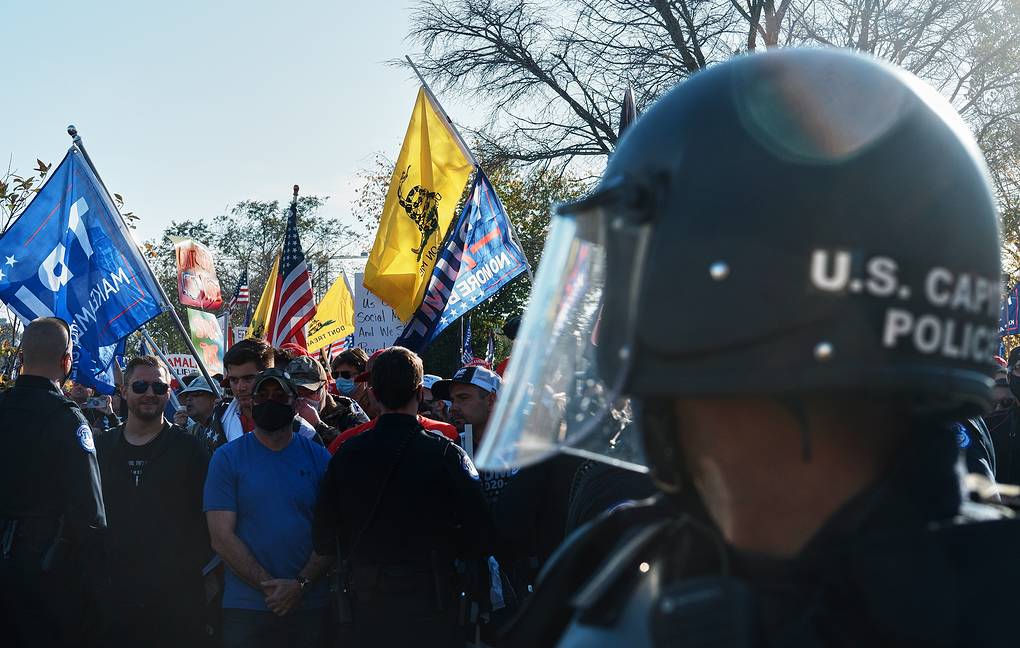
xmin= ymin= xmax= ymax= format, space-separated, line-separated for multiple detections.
xmin=475 ymin=204 xmax=651 ymax=473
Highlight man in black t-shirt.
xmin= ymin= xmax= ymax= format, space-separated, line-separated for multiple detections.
xmin=96 ymin=356 xmax=210 ymax=648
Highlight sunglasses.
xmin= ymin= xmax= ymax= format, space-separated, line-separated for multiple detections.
xmin=131 ymin=380 xmax=170 ymax=396
xmin=332 ymin=370 xmax=355 ymax=379
xmin=996 ymin=398 xmax=1017 ymax=409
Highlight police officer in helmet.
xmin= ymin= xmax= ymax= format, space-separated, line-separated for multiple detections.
xmin=476 ymin=49 xmax=1020 ymax=646
xmin=0 ymin=317 xmax=106 ymax=647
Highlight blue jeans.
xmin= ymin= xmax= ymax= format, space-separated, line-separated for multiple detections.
xmin=221 ymin=607 xmax=326 ymax=648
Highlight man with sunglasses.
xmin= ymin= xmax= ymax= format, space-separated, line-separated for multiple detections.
xmin=205 ymin=368 xmax=333 ymax=648
xmin=0 ymin=317 xmax=106 ymax=648
xmin=94 ymin=356 xmax=211 ymax=647
xmin=984 ymin=376 xmax=1020 ymax=484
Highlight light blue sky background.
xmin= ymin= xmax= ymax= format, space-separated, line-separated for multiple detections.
xmin=1 ymin=0 xmax=475 ymax=247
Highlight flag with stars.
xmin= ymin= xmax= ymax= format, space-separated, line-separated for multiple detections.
xmin=394 ymin=170 xmax=528 ymax=353
xmin=267 ymin=190 xmax=316 ymax=347
xmin=999 ymin=282 xmax=1020 ymax=337
xmin=461 ymin=317 xmax=473 ymax=367
xmin=0 ymin=148 xmax=167 ymax=393
xmin=227 ymin=268 xmax=250 ymax=310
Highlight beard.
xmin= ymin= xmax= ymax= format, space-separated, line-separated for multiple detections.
xmin=129 ymin=399 xmax=164 ymax=422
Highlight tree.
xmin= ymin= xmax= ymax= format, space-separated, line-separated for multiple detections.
xmin=143 ymin=195 xmax=361 ymax=353
xmin=408 ymin=0 xmax=1019 ymax=171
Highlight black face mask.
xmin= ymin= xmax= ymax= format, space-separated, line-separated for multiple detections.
xmin=252 ymin=401 xmax=294 ymax=432
xmin=1009 ymin=372 xmax=1020 ymax=401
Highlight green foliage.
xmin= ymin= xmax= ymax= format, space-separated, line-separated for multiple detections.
xmin=143 ymin=195 xmax=359 ymax=353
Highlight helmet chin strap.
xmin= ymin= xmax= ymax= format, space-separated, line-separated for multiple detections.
xmin=635 ymin=398 xmax=687 ymax=496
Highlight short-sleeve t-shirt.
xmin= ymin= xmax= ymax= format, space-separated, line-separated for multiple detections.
xmin=203 ymin=431 xmax=331 ymax=610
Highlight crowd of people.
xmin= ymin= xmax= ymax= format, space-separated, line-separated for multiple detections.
xmin=7 ymin=47 xmax=1020 ymax=647
xmin=2 ymin=317 xmax=615 ymax=648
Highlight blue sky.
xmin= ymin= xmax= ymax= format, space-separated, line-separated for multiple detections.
xmin=1 ymin=0 xmax=472 ymax=246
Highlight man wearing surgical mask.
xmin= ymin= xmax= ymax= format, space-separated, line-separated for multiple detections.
xmin=330 ymin=348 xmax=378 ymax=419
xmin=287 ymin=356 xmax=368 ymax=447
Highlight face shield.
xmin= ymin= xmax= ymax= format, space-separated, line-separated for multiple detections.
xmin=475 ymin=195 xmax=652 ymax=473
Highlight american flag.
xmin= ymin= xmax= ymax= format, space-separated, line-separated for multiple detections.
xmin=268 ymin=187 xmax=317 ymax=347
xmin=328 ymin=335 xmax=354 ymax=361
xmin=227 ymin=269 xmax=250 ymax=309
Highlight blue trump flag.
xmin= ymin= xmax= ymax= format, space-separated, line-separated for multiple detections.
xmin=0 ymin=148 xmax=167 ymax=392
xmin=999 ymin=283 xmax=1020 ymax=337
xmin=396 ymin=170 xmax=529 ymax=352
xmin=461 ymin=317 xmax=473 ymax=366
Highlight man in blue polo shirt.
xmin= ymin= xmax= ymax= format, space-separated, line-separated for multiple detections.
xmin=204 ymin=368 xmax=333 ymax=647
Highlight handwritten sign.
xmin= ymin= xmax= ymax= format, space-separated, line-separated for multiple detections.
xmin=353 ymin=272 xmax=402 ymax=355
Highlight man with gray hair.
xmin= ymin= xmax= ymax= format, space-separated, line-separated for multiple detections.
xmin=0 ymin=317 xmax=106 ymax=647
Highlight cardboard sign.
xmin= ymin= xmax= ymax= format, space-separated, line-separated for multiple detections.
xmin=353 ymin=272 xmax=402 ymax=355
xmin=186 ymin=308 xmax=225 ymax=375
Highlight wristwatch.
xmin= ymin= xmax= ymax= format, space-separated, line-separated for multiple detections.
xmin=296 ymin=575 xmax=310 ymax=590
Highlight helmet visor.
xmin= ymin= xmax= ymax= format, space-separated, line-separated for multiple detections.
xmin=475 ymin=204 xmax=649 ymax=473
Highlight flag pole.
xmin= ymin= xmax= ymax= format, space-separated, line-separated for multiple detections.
xmin=404 ymin=56 xmax=535 ymax=283
xmin=66 ymin=125 xmax=222 ymax=397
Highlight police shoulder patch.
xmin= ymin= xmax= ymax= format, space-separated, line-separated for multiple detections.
xmin=955 ymin=422 xmax=971 ymax=449
xmin=76 ymin=423 xmax=96 ymax=453
xmin=461 ymin=451 xmax=480 ymax=480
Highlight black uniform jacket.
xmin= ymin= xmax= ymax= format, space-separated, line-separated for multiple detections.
xmin=499 ymin=424 xmax=1020 ymax=647
xmin=0 ymin=374 xmax=105 ymax=543
xmin=312 ymin=413 xmax=492 ymax=566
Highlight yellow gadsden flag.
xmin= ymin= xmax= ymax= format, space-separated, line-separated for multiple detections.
xmin=364 ymin=87 xmax=474 ymax=321
xmin=305 ymin=272 xmax=355 ymax=353
xmin=248 ymin=254 xmax=280 ymax=340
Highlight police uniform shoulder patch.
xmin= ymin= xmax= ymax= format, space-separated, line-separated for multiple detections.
xmin=461 ymin=450 xmax=480 ymax=480
xmin=76 ymin=423 xmax=96 ymax=453
xmin=955 ymin=422 xmax=971 ymax=449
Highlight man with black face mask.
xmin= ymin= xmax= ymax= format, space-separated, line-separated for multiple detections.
xmin=984 ymin=369 xmax=1020 ymax=484
xmin=204 ymin=369 xmax=333 ymax=648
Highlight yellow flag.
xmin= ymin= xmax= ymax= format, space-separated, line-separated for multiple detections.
xmin=364 ymin=87 xmax=474 ymax=321
xmin=248 ymin=254 xmax=279 ymax=340
xmin=305 ymin=272 xmax=355 ymax=353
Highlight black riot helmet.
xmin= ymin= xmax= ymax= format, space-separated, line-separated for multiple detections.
xmin=474 ymin=48 xmax=1001 ymax=475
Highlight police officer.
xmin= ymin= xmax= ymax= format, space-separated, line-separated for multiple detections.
xmin=473 ymin=49 xmax=1020 ymax=646
xmin=312 ymin=346 xmax=492 ymax=647
xmin=0 ymin=317 xmax=106 ymax=647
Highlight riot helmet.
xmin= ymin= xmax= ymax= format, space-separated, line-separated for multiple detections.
xmin=476 ymin=48 xmax=1001 ymax=474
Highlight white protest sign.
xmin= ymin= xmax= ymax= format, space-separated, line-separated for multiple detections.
xmin=164 ymin=353 xmax=199 ymax=379
xmin=353 ymin=272 xmax=402 ymax=355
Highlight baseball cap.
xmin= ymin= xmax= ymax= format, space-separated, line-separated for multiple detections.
xmin=430 ymin=366 xmax=502 ymax=401
xmin=422 ymin=374 xmax=442 ymax=391
xmin=252 ymin=368 xmax=298 ymax=398
xmin=179 ymin=376 xmax=217 ymax=396
xmin=286 ymin=355 xmax=328 ymax=390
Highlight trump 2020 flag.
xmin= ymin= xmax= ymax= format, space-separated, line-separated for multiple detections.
xmin=1000 ymin=283 xmax=1020 ymax=337
xmin=0 ymin=148 xmax=166 ymax=392
xmin=395 ymin=170 xmax=529 ymax=352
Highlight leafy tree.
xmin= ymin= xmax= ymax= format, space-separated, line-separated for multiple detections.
xmin=142 ymin=195 xmax=360 ymax=353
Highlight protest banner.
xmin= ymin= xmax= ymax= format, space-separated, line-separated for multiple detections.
xmin=164 ymin=353 xmax=199 ymax=379
xmin=172 ymin=237 xmax=224 ymax=310
xmin=353 ymin=272 xmax=401 ymax=354
xmin=186 ymin=308 xmax=225 ymax=374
